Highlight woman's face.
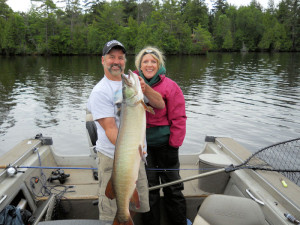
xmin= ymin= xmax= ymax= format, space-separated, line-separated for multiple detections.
xmin=140 ymin=53 xmax=159 ymax=79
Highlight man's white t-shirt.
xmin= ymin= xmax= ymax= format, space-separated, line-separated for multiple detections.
xmin=87 ymin=75 xmax=122 ymax=158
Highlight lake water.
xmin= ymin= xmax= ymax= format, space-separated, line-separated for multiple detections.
xmin=0 ymin=53 xmax=299 ymax=156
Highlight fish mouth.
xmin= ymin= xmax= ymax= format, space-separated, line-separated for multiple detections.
xmin=121 ymin=73 xmax=133 ymax=87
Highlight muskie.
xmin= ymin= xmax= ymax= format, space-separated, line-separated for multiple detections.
xmin=105 ymin=70 xmax=154 ymax=225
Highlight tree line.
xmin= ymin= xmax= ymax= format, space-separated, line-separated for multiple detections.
xmin=0 ymin=0 xmax=299 ymax=55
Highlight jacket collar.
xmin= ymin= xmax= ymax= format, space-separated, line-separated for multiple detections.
xmin=139 ymin=66 xmax=166 ymax=86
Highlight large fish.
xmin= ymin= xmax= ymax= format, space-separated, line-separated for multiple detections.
xmin=105 ymin=70 xmax=154 ymax=225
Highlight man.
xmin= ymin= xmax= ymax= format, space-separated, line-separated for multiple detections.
xmin=87 ymin=40 xmax=165 ymax=224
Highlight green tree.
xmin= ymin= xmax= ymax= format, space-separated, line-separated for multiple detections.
xmin=212 ymin=14 xmax=231 ymax=49
xmin=192 ymin=23 xmax=212 ymax=53
xmin=235 ymin=5 xmax=264 ymax=51
xmin=182 ymin=0 xmax=209 ymax=31
xmin=87 ymin=2 xmax=124 ymax=54
xmin=59 ymin=0 xmax=87 ymax=54
xmin=31 ymin=0 xmax=58 ymax=53
xmin=276 ymin=0 xmax=300 ymax=50
xmin=249 ymin=0 xmax=263 ymax=10
xmin=119 ymin=16 xmax=139 ymax=54
xmin=212 ymin=0 xmax=228 ymax=15
xmin=121 ymin=0 xmax=137 ymax=23
xmin=25 ymin=10 xmax=44 ymax=53
xmin=136 ymin=21 xmax=153 ymax=51
xmin=87 ymin=21 xmax=101 ymax=53
xmin=0 ymin=0 xmax=13 ymax=53
xmin=64 ymin=0 xmax=82 ymax=35
xmin=222 ymin=30 xmax=233 ymax=50
xmin=3 ymin=13 xmax=26 ymax=54
xmin=137 ymin=0 xmax=154 ymax=24
xmin=177 ymin=22 xmax=193 ymax=54
xmin=267 ymin=0 xmax=275 ymax=14
xmin=1 ymin=0 xmax=299 ymax=54
xmin=148 ymin=9 xmax=180 ymax=54
xmin=259 ymin=9 xmax=292 ymax=51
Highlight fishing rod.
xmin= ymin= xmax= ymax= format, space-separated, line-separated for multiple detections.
xmin=0 ymin=165 xmax=98 ymax=177
xmin=149 ymin=137 xmax=300 ymax=191
xmin=0 ymin=165 xmax=98 ymax=170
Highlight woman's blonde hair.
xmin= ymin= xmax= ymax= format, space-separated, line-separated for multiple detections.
xmin=135 ymin=46 xmax=165 ymax=71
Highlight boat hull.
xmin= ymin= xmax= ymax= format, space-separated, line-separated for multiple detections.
xmin=0 ymin=134 xmax=299 ymax=225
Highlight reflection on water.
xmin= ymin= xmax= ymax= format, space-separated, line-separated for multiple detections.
xmin=0 ymin=53 xmax=300 ymax=156
xmin=169 ymin=53 xmax=300 ymax=154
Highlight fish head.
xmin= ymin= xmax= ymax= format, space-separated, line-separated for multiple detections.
xmin=121 ymin=70 xmax=143 ymax=104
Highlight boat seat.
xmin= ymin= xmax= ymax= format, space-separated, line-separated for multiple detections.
xmin=38 ymin=219 xmax=101 ymax=225
xmin=193 ymin=194 xmax=265 ymax=225
xmin=86 ymin=120 xmax=98 ymax=147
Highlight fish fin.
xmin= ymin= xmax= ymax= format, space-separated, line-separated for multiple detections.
xmin=140 ymin=100 xmax=155 ymax=114
xmin=130 ymin=188 xmax=140 ymax=209
xmin=128 ymin=217 xmax=134 ymax=225
xmin=105 ymin=177 xmax=115 ymax=200
xmin=130 ymin=210 xmax=136 ymax=219
xmin=139 ymin=145 xmax=147 ymax=164
xmin=126 ymin=218 xmax=134 ymax=225
xmin=112 ymin=217 xmax=119 ymax=225
xmin=112 ymin=213 xmax=134 ymax=225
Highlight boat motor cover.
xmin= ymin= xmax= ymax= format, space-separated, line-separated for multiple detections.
xmin=194 ymin=194 xmax=265 ymax=225
xmin=0 ymin=205 xmax=24 ymax=225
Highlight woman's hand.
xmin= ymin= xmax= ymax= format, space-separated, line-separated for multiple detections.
xmin=138 ymin=76 xmax=165 ymax=109
xmin=138 ymin=76 xmax=146 ymax=93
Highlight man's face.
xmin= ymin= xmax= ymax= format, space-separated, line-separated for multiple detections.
xmin=102 ymin=49 xmax=126 ymax=78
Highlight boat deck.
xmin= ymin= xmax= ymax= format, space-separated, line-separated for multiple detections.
xmin=181 ymin=164 xmax=207 ymax=196
xmin=40 ymin=162 xmax=205 ymax=201
xmin=34 ymin=161 xmax=205 ymax=222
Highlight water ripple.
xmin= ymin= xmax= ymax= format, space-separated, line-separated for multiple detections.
xmin=0 ymin=54 xmax=300 ymax=155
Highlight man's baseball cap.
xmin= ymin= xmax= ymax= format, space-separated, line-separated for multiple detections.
xmin=102 ymin=40 xmax=126 ymax=55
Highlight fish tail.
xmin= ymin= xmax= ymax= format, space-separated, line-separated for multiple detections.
xmin=112 ymin=216 xmax=134 ymax=225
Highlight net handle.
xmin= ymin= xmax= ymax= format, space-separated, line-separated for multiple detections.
xmin=149 ymin=168 xmax=225 ymax=191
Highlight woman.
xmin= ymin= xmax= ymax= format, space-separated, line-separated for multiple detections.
xmin=134 ymin=46 xmax=187 ymax=225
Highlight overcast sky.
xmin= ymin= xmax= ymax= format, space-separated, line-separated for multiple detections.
xmin=7 ymin=0 xmax=279 ymax=13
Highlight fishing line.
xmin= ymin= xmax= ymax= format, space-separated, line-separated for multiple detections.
xmin=3 ymin=165 xmax=212 ymax=171
xmin=3 ymin=137 xmax=299 ymax=177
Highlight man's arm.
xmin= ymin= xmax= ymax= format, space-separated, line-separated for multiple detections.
xmin=138 ymin=76 xmax=165 ymax=109
xmin=97 ymin=117 xmax=118 ymax=145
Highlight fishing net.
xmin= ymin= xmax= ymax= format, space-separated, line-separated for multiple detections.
xmin=149 ymin=137 xmax=300 ymax=191
xmin=228 ymin=137 xmax=300 ymax=186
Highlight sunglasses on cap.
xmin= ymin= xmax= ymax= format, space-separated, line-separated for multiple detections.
xmin=142 ymin=49 xmax=159 ymax=58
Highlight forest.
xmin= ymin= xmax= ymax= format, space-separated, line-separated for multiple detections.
xmin=0 ymin=0 xmax=299 ymax=55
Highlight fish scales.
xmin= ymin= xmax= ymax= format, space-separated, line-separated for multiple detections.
xmin=114 ymin=103 xmax=146 ymax=222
